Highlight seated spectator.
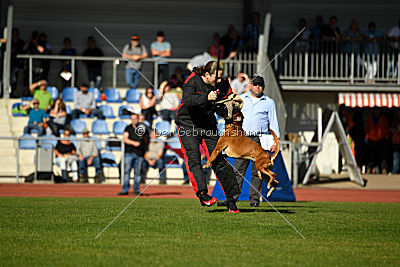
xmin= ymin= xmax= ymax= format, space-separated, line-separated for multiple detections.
xmin=158 ymin=81 xmax=179 ymax=122
xmin=142 ymin=131 xmax=166 ymax=184
xmin=55 ymin=129 xmax=78 ymax=182
xmin=140 ymin=87 xmax=157 ymax=126
xmin=208 ymin=33 xmax=225 ymax=58
xmin=231 ymin=72 xmax=250 ymax=94
xmin=365 ymin=108 xmax=389 ymax=174
xmin=23 ymin=99 xmax=48 ymax=136
xmin=83 ymin=36 xmax=103 ymax=89
xmin=77 ymin=128 xmax=104 ymax=183
xmin=71 ymin=83 xmax=104 ymax=119
xmin=29 ymin=80 xmax=53 ymax=112
xmin=170 ymin=67 xmax=184 ymax=89
xmin=60 ymin=37 xmax=78 ymax=89
xmin=48 ymin=98 xmax=74 ymax=136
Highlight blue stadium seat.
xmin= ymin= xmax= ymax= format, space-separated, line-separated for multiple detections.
xmin=66 ymin=104 xmax=71 ymax=114
xmin=99 ymin=105 xmax=115 ymax=119
xmin=88 ymin=87 xmax=101 ymax=102
xmin=118 ymin=105 xmax=135 ymax=119
xmin=101 ymin=152 xmax=118 ymax=167
xmin=92 ymin=120 xmax=110 ymax=135
xmin=40 ymin=135 xmax=57 ymax=149
xmin=166 ymin=136 xmax=181 ymax=150
xmin=217 ymin=123 xmax=225 ymax=135
xmin=19 ymin=134 xmax=36 ymax=150
xmin=62 ymin=87 xmax=78 ymax=102
xmin=155 ymin=121 xmax=171 ymax=136
xmin=46 ymin=86 xmax=59 ymax=100
xmin=69 ymin=134 xmax=78 ymax=147
xmin=113 ymin=121 xmax=129 ymax=135
xmin=11 ymin=103 xmax=28 ymax=117
xmin=126 ymin=89 xmax=142 ymax=103
xmin=104 ymin=88 xmax=122 ymax=103
xmin=70 ymin=119 xmax=87 ymax=134
xmin=91 ymin=136 xmax=102 ymax=150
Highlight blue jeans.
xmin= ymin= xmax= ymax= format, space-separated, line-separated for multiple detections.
xmin=392 ymin=144 xmax=400 ymax=174
xmin=142 ymin=158 xmax=166 ymax=182
xmin=122 ymin=153 xmax=143 ymax=193
xmin=125 ymin=68 xmax=140 ymax=89
xmin=24 ymin=123 xmax=44 ymax=136
xmin=78 ymin=156 xmax=103 ymax=177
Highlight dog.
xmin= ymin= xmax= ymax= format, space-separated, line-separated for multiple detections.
xmin=203 ymin=110 xmax=280 ymax=198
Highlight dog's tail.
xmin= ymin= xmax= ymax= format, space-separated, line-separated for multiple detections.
xmin=270 ymin=129 xmax=280 ymax=162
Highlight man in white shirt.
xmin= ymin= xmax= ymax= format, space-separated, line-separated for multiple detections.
xmin=230 ymin=72 xmax=250 ymax=94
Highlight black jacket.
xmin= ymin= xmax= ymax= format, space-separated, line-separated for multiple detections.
xmin=176 ymin=72 xmax=232 ymax=129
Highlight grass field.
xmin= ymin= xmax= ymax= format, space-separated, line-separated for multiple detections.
xmin=0 ymin=197 xmax=399 ymax=266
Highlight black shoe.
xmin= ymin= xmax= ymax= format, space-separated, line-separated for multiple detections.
xmin=118 ymin=191 xmax=129 ymax=196
xmin=197 ymin=191 xmax=218 ymax=207
xmin=182 ymin=180 xmax=190 ymax=185
xmin=140 ymin=180 xmax=146 ymax=184
xmin=159 ymin=180 xmax=166 ymax=185
xmin=227 ymin=200 xmax=239 ymax=213
xmin=250 ymin=202 xmax=259 ymax=207
xmin=133 ymin=191 xmax=141 ymax=196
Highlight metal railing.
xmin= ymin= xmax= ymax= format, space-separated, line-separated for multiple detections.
xmin=16 ymin=52 xmax=257 ymax=90
xmin=270 ymin=39 xmax=400 ymax=84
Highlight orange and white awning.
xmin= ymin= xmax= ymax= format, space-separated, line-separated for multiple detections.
xmin=338 ymin=93 xmax=400 ymax=108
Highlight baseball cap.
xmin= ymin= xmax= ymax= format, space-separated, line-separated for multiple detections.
xmin=131 ymin=34 xmax=139 ymax=40
xmin=251 ymin=75 xmax=265 ymax=87
xmin=156 ymin=31 xmax=165 ymax=37
xmin=82 ymin=128 xmax=89 ymax=134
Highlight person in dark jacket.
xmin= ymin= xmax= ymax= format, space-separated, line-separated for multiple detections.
xmin=176 ymin=60 xmax=240 ymax=213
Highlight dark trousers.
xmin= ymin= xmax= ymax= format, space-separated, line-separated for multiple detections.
xmin=71 ymin=109 xmax=105 ymax=120
xmin=233 ymin=136 xmax=262 ymax=204
xmin=155 ymin=64 xmax=169 ymax=84
xmin=177 ymin=125 xmax=239 ymax=198
xmin=367 ymin=139 xmax=388 ymax=172
xmin=142 ymin=107 xmax=157 ymax=126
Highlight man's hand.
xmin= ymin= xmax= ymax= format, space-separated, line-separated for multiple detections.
xmin=270 ymin=144 xmax=277 ymax=153
xmin=78 ymin=155 xmax=85 ymax=161
xmin=131 ymin=55 xmax=140 ymax=61
xmin=83 ymin=109 xmax=91 ymax=116
xmin=208 ymin=91 xmax=217 ymax=101
xmin=87 ymin=157 xmax=93 ymax=166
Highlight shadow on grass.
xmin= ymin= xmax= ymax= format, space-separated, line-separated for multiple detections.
xmin=206 ymin=208 xmax=296 ymax=214
xmin=140 ymin=192 xmax=182 ymax=196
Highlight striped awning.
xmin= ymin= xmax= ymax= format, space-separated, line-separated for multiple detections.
xmin=338 ymin=93 xmax=400 ymax=108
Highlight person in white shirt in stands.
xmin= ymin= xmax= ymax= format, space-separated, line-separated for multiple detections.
xmin=139 ymin=87 xmax=157 ymax=126
xmin=230 ymin=72 xmax=250 ymax=94
xmin=388 ymin=19 xmax=400 ymax=77
xmin=158 ymin=81 xmax=180 ymax=122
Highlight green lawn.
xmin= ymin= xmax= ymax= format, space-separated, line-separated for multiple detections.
xmin=0 ymin=197 xmax=399 ymax=266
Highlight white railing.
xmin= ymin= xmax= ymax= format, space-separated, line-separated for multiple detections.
xmin=271 ymin=39 xmax=400 ymax=84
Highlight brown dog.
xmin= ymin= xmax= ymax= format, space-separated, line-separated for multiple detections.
xmin=203 ymin=111 xmax=280 ymax=197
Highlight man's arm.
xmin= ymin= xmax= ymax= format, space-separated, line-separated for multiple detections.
xmin=123 ymin=132 xmax=141 ymax=147
xmin=268 ymin=100 xmax=280 ymax=153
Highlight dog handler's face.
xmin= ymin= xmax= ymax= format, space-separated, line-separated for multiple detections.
xmin=204 ymin=70 xmax=222 ymax=86
xmin=250 ymin=83 xmax=264 ymax=98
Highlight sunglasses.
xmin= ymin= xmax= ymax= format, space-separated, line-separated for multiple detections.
xmin=33 ymin=102 xmax=39 ymax=105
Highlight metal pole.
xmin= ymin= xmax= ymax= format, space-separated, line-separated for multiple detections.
xmin=120 ymin=140 xmax=125 ymax=185
xmin=293 ymin=143 xmax=298 ymax=188
xmin=398 ymin=52 xmax=400 ymax=85
xmin=154 ymin=61 xmax=159 ymax=89
xmin=16 ymin=139 xmax=20 ymax=183
xmin=29 ymin=57 xmax=33 ymax=86
xmin=304 ymin=52 xmax=308 ymax=83
xmin=2 ymin=5 xmax=13 ymax=99
xmin=112 ymin=60 xmax=117 ymax=88
xmin=317 ymin=106 xmax=322 ymax=142
xmin=350 ymin=52 xmax=354 ymax=84
xmin=71 ymin=58 xmax=75 ymax=87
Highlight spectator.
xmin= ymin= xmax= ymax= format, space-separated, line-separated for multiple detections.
xmin=364 ymin=22 xmax=383 ymax=81
xmin=220 ymin=25 xmax=235 ymax=58
xmin=310 ymin=15 xmax=324 ymax=52
xmin=77 ymin=128 xmax=104 ymax=183
xmin=244 ymin=12 xmax=261 ymax=52
xmin=29 ymin=80 xmax=53 ymax=112
xmin=38 ymin=33 xmax=52 ymax=80
xmin=48 ymin=98 xmax=74 ymax=137
xmin=322 ymin=16 xmax=341 ymax=42
xmin=295 ymin=18 xmax=311 ymax=52
xmin=388 ymin=19 xmax=400 ymax=77
xmin=10 ymin=28 xmax=24 ymax=96
xmin=119 ymin=113 xmax=146 ymax=195
xmin=82 ymin=36 xmax=104 ymax=89
xmin=170 ymin=66 xmax=184 ymax=89
xmin=365 ymin=108 xmax=389 ymax=174
xmin=391 ymin=116 xmax=400 ymax=174
xmin=140 ymin=87 xmax=157 ymax=126
xmin=71 ymin=83 xmax=104 ymax=119
xmin=23 ymin=99 xmax=48 ymax=136
xmin=151 ymin=31 xmax=171 ymax=84
xmin=231 ymin=72 xmax=250 ymax=94
xmin=142 ymin=131 xmax=166 ymax=184
xmin=60 ymin=37 xmax=78 ymax=88
xmin=226 ymin=28 xmax=244 ymax=59
xmin=23 ymin=31 xmax=45 ymax=87
xmin=158 ymin=81 xmax=180 ymax=122
xmin=208 ymin=33 xmax=224 ymax=59
xmin=343 ymin=20 xmax=363 ymax=76
xmin=55 ymin=129 xmax=79 ymax=182
xmin=122 ymin=34 xmax=148 ymax=89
